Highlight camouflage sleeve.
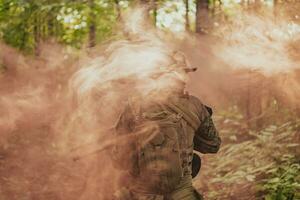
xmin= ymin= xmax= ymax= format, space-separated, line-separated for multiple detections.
xmin=190 ymin=97 xmax=221 ymax=154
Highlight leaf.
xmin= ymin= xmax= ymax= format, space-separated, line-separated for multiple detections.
xmin=286 ymin=143 xmax=299 ymax=148
xmin=229 ymin=135 xmax=237 ymax=141
xmin=268 ymin=177 xmax=280 ymax=184
xmin=265 ymin=125 xmax=277 ymax=132
xmin=245 ymin=175 xmax=256 ymax=182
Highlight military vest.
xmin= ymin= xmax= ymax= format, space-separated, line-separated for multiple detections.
xmin=128 ymin=96 xmax=201 ymax=194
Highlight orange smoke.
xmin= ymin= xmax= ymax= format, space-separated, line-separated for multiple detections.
xmin=0 ymin=8 xmax=190 ymax=200
xmin=215 ymin=13 xmax=300 ymax=75
xmin=182 ymin=11 xmax=300 ymax=111
xmin=0 ymin=7 xmax=300 ymax=200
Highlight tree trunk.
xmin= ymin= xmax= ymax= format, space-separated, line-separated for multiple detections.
xmin=140 ymin=0 xmax=150 ymax=5
xmin=211 ymin=0 xmax=215 ymax=18
xmin=88 ymin=0 xmax=96 ymax=48
xmin=34 ymin=14 xmax=41 ymax=56
xmin=139 ymin=0 xmax=156 ymax=25
xmin=196 ymin=0 xmax=210 ymax=34
xmin=185 ymin=0 xmax=190 ymax=31
xmin=139 ymin=0 xmax=151 ymax=11
xmin=139 ymin=0 xmax=153 ymax=20
xmin=152 ymin=0 xmax=157 ymax=26
xmin=114 ymin=0 xmax=121 ymax=20
xmin=273 ymin=0 xmax=279 ymax=20
xmin=254 ymin=0 xmax=261 ymax=11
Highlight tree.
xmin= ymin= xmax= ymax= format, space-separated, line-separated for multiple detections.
xmin=0 ymin=0 xmax=119 ymax=52
xmin=152 ymin=0 xmax=157 ymax=26
xmin=0 ymin=1 xmax=62 ymax=54
xmin=88 ymin=0 xmax=96 ymax=48
xmin=185 ymin=0 xmax=190 ymax=31
xmin=114 ymin=0 xmax=121 ymax=20
xmin=196 ymin=0 xmax=210 ymax=34
xmin=139 ymin=0 xmax=157 ymax=25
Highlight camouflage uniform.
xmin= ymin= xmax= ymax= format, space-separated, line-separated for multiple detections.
xmin=111 ymin=93 xmax=221 ymax=200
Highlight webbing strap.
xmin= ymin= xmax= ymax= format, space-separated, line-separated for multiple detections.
xmin=167 ymin=103 xmax=199 ymax=131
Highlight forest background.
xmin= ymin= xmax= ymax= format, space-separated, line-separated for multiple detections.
xmin=0 ymin=0 xmax=300 ymax=200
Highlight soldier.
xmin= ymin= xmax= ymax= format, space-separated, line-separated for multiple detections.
xmin=111 ymin=52 xmax=221 ymax=200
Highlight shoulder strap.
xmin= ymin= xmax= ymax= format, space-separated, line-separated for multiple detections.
xmin=167 ymin=102 xmax=199 ymax=131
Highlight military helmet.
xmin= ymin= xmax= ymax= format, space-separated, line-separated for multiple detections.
xmin=148 ymin=51 xmax=196 ymax=86
xmin=164 ymin=51 xmax=197 ymax=84
xmin=171 ymin=51 xmax=197 ymax=73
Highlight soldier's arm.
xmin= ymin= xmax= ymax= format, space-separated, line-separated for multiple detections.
xmin=191 ymin=97 xmax=221 ymax=154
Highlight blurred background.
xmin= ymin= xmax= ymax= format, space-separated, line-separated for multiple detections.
xmin=0 ymin=0 xmax=299 ymax=200
xmin=0 ymin=0 xmax=298 ymax=53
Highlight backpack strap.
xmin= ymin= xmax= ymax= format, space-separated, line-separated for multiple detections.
xmin=167 ymin=102 xmax=199 ymax=131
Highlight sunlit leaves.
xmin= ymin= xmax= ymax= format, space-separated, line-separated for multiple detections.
xmin=201 ymin=108 xmax=300 ymax=199
xmin=0 ymin=0 xmax=121 ymax=52
xmin=157 ymin=0 xmax=196 ymax=32
xmin=0 ymin=1 xmax=65 ymax=53
xmin=261 ymin=158 xmax=300 ymax=200
xmin=56 ymin=5 xmax=88 ymax=46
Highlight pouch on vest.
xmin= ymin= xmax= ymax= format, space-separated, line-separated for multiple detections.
xmin=134 ymin=109 xmax=185 ymax=194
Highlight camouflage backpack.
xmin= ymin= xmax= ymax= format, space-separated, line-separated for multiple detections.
xmin=127 ymin=98 xmax=200 ymax=194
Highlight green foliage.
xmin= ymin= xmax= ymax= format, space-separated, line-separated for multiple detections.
xmin=201 ymin=108 xmax=300 ymax=200
xmin=0 ymin=0 xmax=121 ymax=53
xmin=56 ymin=4 xmax=89 ymax=47
xmin=260 ymin=156 xmax=300 ymax=200
xmin=93 ymin=0 xmax=118 ymax=43
xmin=0 ymin=0 xmax=31 ymax=52
xmin=0 ymin=0 xmax=65 ymax=53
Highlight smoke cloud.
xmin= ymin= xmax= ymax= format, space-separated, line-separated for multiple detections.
xmin=0 ymin=7 xmax=300 ymax=200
